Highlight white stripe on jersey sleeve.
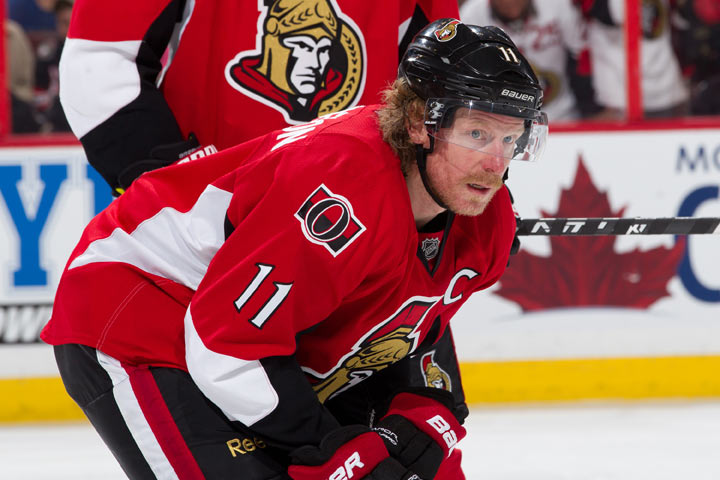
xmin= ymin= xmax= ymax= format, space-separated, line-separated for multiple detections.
xmin=184 ymin=308 xmax=280 ymax=426
xmin=398 ymin=16 xmax=411 ymax=45
xmin=158 ymin=0 xmax=195 ymax=86
xmin=69 ymin=185 xmax=232 ymax=290
xmin=97 ymin=350 xmax=180 ymax=480
xmin=59 ymin=38 xmax=143 ymax=138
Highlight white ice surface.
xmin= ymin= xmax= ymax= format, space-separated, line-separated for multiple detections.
xmin=1 ymin=401 xmax=719 ymax=479
xmin=462 ymin=401 xmax=720 ymax=480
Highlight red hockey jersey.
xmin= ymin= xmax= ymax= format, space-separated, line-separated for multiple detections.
xmin=42 ymin=106 xmax=515 ymax=449
xmin=60 ymin=0 xmax=459 ymax=186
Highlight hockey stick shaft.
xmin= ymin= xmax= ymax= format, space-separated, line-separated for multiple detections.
xmin=516 ymin=217 xmax=720 ymax=236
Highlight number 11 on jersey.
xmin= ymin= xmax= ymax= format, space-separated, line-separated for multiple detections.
xmin=234 ymin=263 xmax=293 ymax=328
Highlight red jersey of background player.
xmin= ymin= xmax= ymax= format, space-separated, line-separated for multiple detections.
xmin=42 ymin=106 xmax=515 ymax=447
xmin=60 ymin=0 xmax=459 ymax=190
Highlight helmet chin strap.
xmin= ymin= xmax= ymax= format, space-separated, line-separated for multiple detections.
xmin=415 ymin=135 xmax=449 ymax=210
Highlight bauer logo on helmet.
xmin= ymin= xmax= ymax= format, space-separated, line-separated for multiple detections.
xmin=500 ymin=88 xmax=536 ymax=104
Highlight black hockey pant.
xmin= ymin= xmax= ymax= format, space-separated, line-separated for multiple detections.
xmin=54 ymin=344 xmax=290 ymax=480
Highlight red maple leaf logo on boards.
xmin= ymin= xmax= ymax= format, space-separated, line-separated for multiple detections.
xmin=495 ymin=156 xmax=686 ymax=311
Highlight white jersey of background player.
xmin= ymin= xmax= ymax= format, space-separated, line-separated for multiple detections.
xmin=460 ymin=0 xmax=592 ymax=122
xmin=586 ymin=0 xmax=688 ymax=116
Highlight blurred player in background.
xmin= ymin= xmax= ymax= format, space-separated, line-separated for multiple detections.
xmin=5 ymin=19 xmax=42 ymax=133
xmin=575 ymin=0 xmax=688 ymax=119
xmin=59 ymin=0 xmax=460 ymax=196
xmin=670 ymin=0 xmax=720 ymax=115
xmin=34 ymin=0 xmax=73 ymax=132
xmin=460 ymin=0 xmax=603 ymax=122
xmin=43 ymin=19 xmax=548 ymax=479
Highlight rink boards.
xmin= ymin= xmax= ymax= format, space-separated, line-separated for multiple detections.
xmin=1 ymin=127 xmax=719 ymax=421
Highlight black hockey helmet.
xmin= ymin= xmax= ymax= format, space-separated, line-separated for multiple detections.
xmin=399 ymin=19 xmax=548 ymax=162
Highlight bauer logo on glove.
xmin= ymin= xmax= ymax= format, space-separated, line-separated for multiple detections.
xmin=426 ymin=414 xmax=458 ymax=452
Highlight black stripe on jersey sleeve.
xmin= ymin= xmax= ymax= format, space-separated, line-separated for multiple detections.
xmin=399 ymin=5 xmax=431 ymax=60
xmin=80 ymin=0 xmax=186 ymax=190
xmin=224 ymin=213 xmax=236 ymax=240
xmin=248 ymin=355 xmax=341 ymax=452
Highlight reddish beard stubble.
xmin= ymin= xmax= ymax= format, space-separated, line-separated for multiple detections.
xmin=435 ymin=169 xmax=505 ymax=217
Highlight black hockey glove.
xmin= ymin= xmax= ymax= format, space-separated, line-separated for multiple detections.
xmin=372 ymin=388 xmax=467 ymax=479
xmin=115 ymin=133 xmax=201 ymax=195
xmin=288 ymin=425 xmax=422 ymax=480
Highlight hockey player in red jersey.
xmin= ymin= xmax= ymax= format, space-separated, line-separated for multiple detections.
xmin=43 ymin=19 xmax=548 ymax=479
xmin=60 ymin=0 xmax=460 ymax=195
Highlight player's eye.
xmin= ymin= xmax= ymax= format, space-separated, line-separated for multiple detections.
xmin=470 ymin=129 xmax=487 ymax=141
xmin=502 ymin=135 xmax=515 ymax=144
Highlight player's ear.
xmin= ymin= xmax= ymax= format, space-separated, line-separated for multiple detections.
xmin=406 ymin=118 xmax=430 ymax=148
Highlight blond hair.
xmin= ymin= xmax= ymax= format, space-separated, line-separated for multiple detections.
xmin=377 ymin=78 xmax=426 ymax=175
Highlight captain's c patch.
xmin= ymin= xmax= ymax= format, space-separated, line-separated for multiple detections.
xmin=295 ymin=184 xmax=366 ymax=256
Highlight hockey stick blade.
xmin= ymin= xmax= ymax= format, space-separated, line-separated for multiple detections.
xmin=516 ymin=217 xmax=720 ymax=236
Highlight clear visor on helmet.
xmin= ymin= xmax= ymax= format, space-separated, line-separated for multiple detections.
xmin=424 ymin=98 xmax=548 ymax=162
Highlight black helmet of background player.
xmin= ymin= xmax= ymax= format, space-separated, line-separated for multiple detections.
xmin=399 ymin=18 xmax=548 ymax=163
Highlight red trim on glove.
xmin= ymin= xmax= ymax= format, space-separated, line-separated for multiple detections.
xmin=435 ymin=449 xmax=464 ymax=480
xmin=288 ymin=432 xmax=389 ymax=480
xmin=383 ymin=392 xmax=466 ymax=458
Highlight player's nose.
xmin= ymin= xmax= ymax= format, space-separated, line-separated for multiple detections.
xmin=475 ymin=145 xmax=508 ymax=175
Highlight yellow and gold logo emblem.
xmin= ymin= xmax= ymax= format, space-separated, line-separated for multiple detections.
xmin=421 ymin=351 xmax=451 ymax=391
xmin=313 ymin=326 xmax=416 ymax=403
xmin=434 ymin=20 xmax=461 ymax=42
xmin=226 ymin=0 xmax=366 ymax=123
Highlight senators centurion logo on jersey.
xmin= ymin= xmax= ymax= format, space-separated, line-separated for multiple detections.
xmin=420 ymin=351 xmax=452 ymax=391
xmin=296 ymin=184 xmax=366 ymax=256
xmin=307 ymin=268 xmax=479 ymax=402
xmin=225 ymin=0 xmax=367 ymax=124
